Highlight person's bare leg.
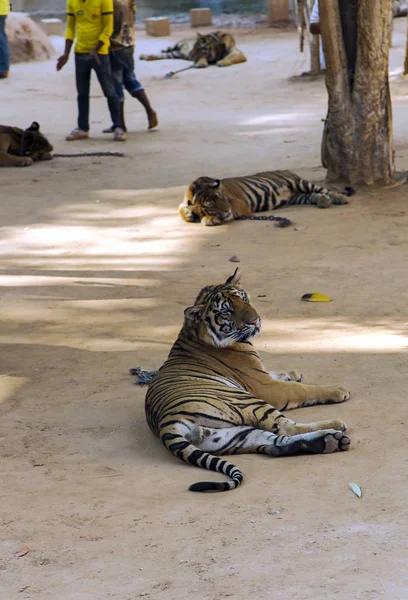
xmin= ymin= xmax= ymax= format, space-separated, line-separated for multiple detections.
xmin=132 ymin=89 xmax=158 ymax=130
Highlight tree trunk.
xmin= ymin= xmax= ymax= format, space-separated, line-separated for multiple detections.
xmin=320 ymin=0 xmax=395 ymax=185
xmin=404 ymin=13 xmax=408 ymax=74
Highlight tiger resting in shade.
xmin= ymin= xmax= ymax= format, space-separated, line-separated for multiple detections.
xmin=0 ymin=122 xmax=53 ymax=167
xmin=180 ymin=170 xmax=354 ymax=226
xmin=140 ymin=269 xmax=351 ymax=492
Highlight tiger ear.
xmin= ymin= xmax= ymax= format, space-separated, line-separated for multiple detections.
xmin=184 ymin=305 xmax=204 ymax=323
xmin=211 ymin=179 xmax=220 ymax=189
xmin=28 ymin=122 xmax=40 ymax=131
xmin=226 ymin=268 xmax=241 ymax=286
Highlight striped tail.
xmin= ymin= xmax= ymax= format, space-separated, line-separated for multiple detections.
xmin=161 ymin=432 xmax=243 ymax=492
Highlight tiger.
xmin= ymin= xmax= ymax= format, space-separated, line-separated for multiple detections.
xmin=0 ymin=122 xmax=53 ymax=167
xmin=139 ymin=31 xmax=247 ymax=69
xmin=179 ymin=170 xmax=355 ymax=226
xmin=141 ymin=268 xmax=351 ymax=493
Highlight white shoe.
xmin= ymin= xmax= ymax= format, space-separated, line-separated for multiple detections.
xmin=113 ymin=127 xmax=127 ymax=142
xmin=66 ymin=128 xmax=89 ymax=141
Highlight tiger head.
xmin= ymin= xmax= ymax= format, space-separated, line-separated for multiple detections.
xmin=190 ymin=32 xmax=226 ymax=65
xmin=187 ymin=177 xmax=233 ymax=225
xmin=183 ymin=268 xmax=261 ymax=348
xmin=21 ymin=122 xmax=53 ymax=161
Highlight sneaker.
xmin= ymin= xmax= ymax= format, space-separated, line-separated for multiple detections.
xmin=103 ymin=124 xmax=128 ymax=134
xmin=113 ymin=127 xmax=127 ymax=142
xmin=66 ymin=128 xmax=89 ymax=141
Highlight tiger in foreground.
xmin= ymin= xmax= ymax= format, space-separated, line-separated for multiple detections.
xmin=141 ymin=269 xmax=351 ymax=492
xmin=180 ymin=170 xmax=355 ymax=226
xmin=0 ymin=122 xmax=53 ymax=167
xmin=140 ymin=31 xmax=247 ymax=69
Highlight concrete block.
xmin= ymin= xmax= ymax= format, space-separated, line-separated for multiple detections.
xmin=190 ymin=8 xmax=212 ymax=27
xmin=145 ymin=17 xmax=170 ymax=37
xmin=268 ymin=0 xmax=289 ymax=24
xmin=39 ymin=18 xmax=64 ymax=37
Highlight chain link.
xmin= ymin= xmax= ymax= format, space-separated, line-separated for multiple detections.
xmin=235 ymin=215 xmax=292 ymax=228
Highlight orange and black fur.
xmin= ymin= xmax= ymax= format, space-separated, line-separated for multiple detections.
xmin=0 ymin=122 xmax=53 ymax=167
xmin=138 ymin=269 xmax=351 ymax=492
xmin=140 ymin=31 xmax=247 ymax=69
xmin=180 ymin=170 xmax=354 ymax=226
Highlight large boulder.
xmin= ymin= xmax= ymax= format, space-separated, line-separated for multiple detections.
xmin=6 ymin=12 xmax=55 ymax=64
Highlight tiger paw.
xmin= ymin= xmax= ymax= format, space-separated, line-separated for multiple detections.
xmin=195 ymin=58 xmax=209 ymax=68
xmin=201 ymin=216 xmax=222 ymax=226
xmin=179 ymin=205 xmax=197 ymax=222
xmin=18 ymin=157 xmax=33 ymax=167
xmin=330 ymin=193 xmax=349 ymax=205
xmin=322 ymin=430 xmax=351 ymax=453
xmin=283 ymin=370 xmax=303 ymax=382
xmin=328 ymin=420 xmax=348 ymax=432
xmin=322 ymin=385 xmax=350 ymax=404
xmin=316 ymin=194 xmax=331 ymax=208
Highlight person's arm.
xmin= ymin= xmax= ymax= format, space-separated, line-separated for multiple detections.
xmin=112 ymin=0 xmax=125 ymax=40
xmin=97 ymin=0 xmax=114 ymax=51
xmin=88 ymin=0 xmax=114 ymax=63
xmin=57 ymin=1 xmax=75 ymax=70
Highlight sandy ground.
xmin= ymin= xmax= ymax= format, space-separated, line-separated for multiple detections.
xmin=1 ymin=19 xmax=408 ymax=600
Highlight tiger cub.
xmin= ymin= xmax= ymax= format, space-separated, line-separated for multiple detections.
xmin=0 ymin=122 xmax=53 ymax=167
xmin=179 ymin=170 xmax=354 ymax=226
xmin=142 ymin=268 xmax=351 ymax=492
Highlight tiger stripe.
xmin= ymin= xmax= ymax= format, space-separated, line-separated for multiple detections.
xmin=143 ymin=269 xmax=351 ymax=492
xmin=180 ymin=169 xmax=355 ymax=226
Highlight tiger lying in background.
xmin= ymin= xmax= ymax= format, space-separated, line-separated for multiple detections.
xmin=0 ymin=122 xmax=53 ymax=167
xmin=179 ymin=170 xmax=355 ymax=226
xmin=140 ymin=31 xmax=247 ymax=68
xmin=140 ymin=268 xmax=351 ymax=493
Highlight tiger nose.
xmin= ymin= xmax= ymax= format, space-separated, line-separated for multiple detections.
xmin=249 ymin=317 xmax=261 ymax=328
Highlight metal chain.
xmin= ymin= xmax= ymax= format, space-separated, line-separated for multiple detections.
xmin=53 ymin=152 xmax=125 ymax=158
xmin=235 ymin=215 xmax=292 ymax=228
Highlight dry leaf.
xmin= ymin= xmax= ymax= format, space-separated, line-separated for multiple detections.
xmin=349 ymin=482 xmax=362 ymax=498
xmin=301 ymin=293 xmax=332 ymax=302
xmin=15 ymin=546 xmax=30 ymax=558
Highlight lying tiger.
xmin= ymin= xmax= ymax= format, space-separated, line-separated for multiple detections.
xmin=180 ymin=170 xmax=355 ymax=226
xmin=0 ymin=122 xmax=53 ymax=167
xmin=138 ymin=268 xmax=351 ymax=493
xmin=140 ymin=31 xmax=247 ymax=69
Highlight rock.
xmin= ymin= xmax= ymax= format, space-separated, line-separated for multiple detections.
xmin=6 ymin=12 xmax=55 ymax=64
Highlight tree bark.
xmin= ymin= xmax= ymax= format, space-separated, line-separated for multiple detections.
xmin=404 ymin=13 xmax=408 ymax=74
xmin=320 ymin=0 xmax=395 ymax=185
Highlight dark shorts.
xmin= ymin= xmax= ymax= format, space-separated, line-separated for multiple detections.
xmin=110 ymin=46 xmax=144 ymax=102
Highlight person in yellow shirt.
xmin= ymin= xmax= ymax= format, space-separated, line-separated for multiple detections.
xmin=0 ymin=0 xmax=10 ymax=79
xmin=57 ymin=0 xmax=126 ymax=142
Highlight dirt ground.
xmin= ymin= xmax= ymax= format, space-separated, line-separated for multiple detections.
xmin=1 ymin=19 xmax=408 ymax=600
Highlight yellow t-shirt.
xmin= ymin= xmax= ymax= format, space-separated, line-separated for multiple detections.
xmin=66 ymin=0 xmax=114 ymax=55
xmin=0 ymin=0 xmax=10 ymax=16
